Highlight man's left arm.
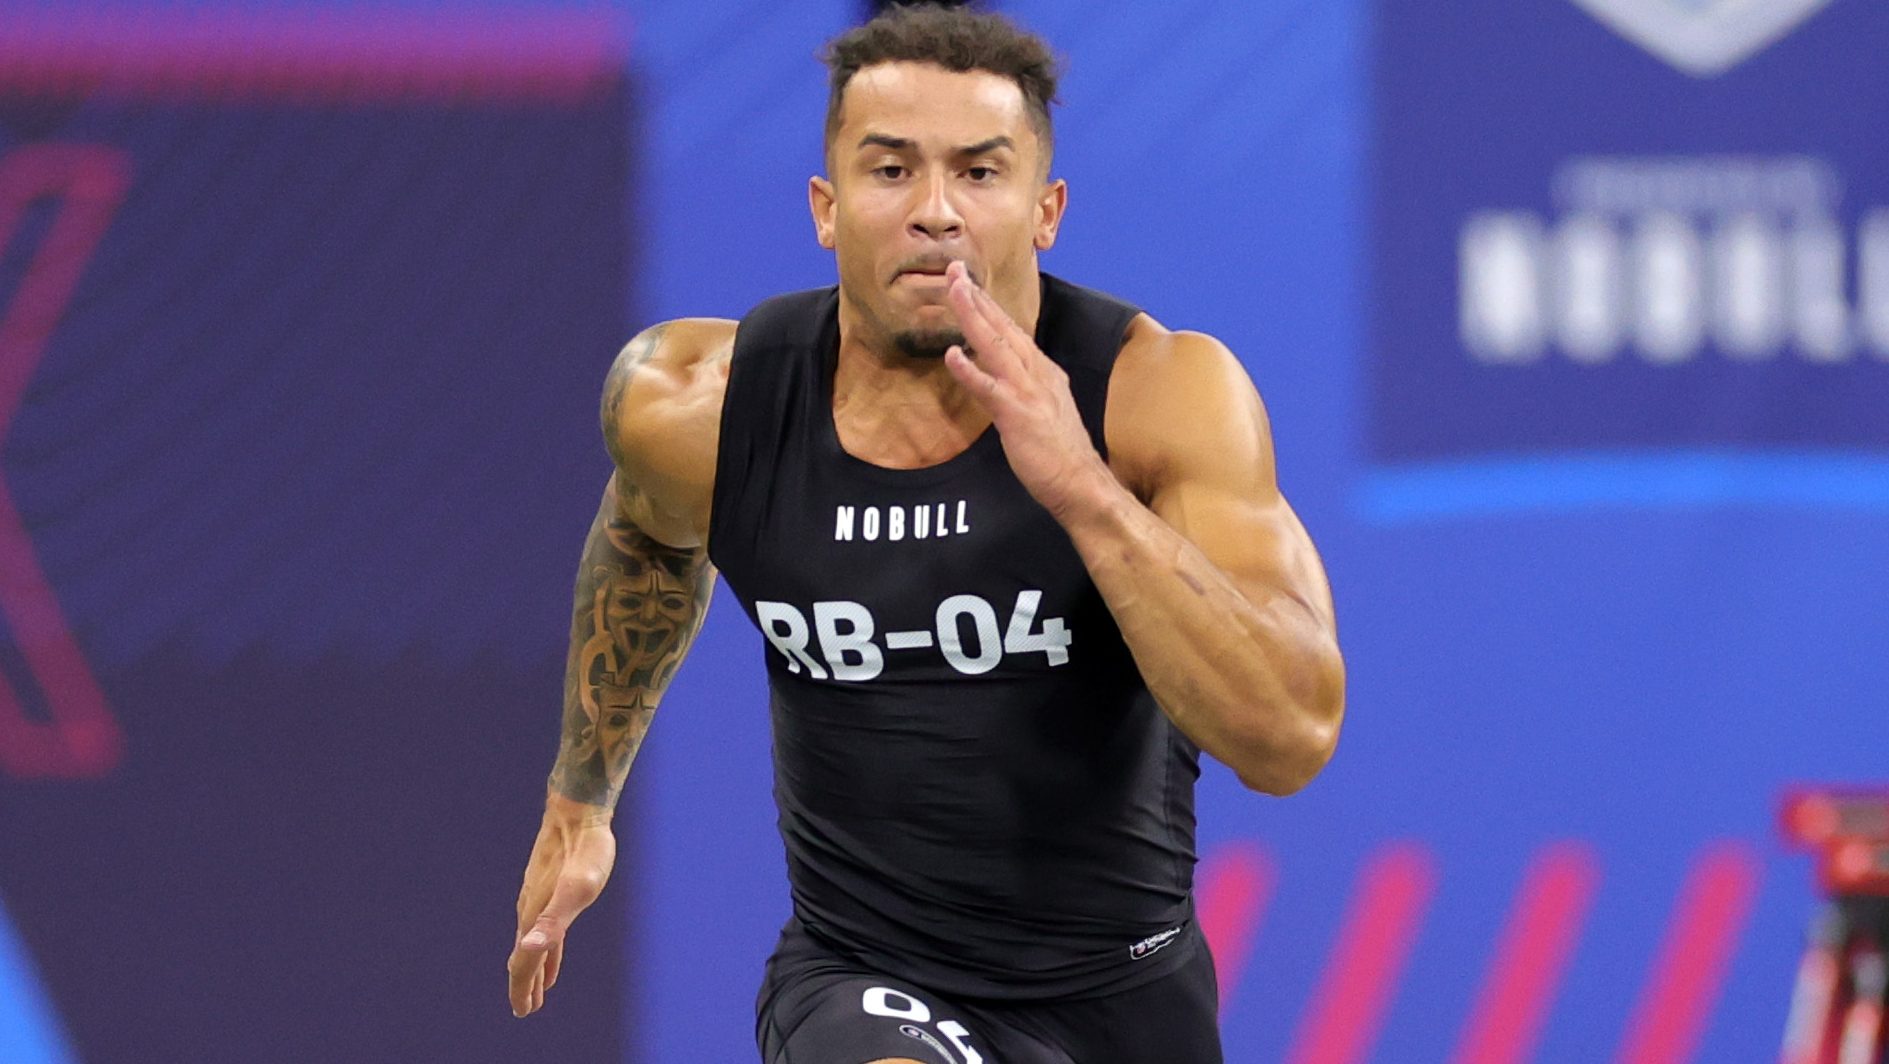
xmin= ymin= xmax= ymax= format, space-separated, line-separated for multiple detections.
xmin=1071 ymin=331 xmax=1343 ymax=795
xmin=941 ymin=264 xmax=1343 ymax=794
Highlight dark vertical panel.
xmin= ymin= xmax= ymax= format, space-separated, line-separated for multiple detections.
xmin=0 ymin=30 xmax=635 ymax=1064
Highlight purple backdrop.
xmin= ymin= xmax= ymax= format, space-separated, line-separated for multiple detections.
xmin=0 ymin=5 xmax=634 ymax=1061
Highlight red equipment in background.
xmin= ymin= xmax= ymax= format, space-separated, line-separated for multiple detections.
xmin=1781 ymin=788 xmax=1889 ymax=1064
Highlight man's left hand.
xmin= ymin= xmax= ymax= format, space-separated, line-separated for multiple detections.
xmin=942 ymin=260 xmax=1117 ymax=522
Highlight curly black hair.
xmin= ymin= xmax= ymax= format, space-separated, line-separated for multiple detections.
xmin=822 ymin=4 xmax=1061 ymax=164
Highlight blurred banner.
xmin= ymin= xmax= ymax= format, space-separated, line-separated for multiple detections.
xmin=1367 ymin=0 xmax=1889 ymax=504
xmin=1344 ymin=0 xmax=1887 ymax=1061
xmin=0 ymin=5 xmax=633 ymax=1061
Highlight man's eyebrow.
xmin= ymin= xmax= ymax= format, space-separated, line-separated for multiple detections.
xmin=955 ymin=136 xmax=1015 ymax=157
xmin=854 ymin=134 xmax=1017 ymax=156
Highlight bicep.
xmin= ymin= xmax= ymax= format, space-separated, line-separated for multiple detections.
xmin=1134 ymin=337 xmax=1335 ymax=629
xmin=599 ymin=319 xmax=730 ymax=549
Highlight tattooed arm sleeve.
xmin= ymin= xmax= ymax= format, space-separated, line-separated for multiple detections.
xmin=545 ymin=481 xmax=715 ymax=809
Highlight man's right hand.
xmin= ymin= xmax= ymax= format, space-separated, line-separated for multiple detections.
xmin=508 ymin=795 xmax=617 ymax=1017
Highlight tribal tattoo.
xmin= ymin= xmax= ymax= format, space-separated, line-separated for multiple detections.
xmin=548 ymin=494 xmax=713 ymax=807
xmin=548 ymin=323 xmax=715 ymax=806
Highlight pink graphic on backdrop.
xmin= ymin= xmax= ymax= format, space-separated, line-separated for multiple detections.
xmin=1614 ymin=841 xmax=1763 ymax=1064
xmin=0 ymin=144 xmax=131 ymax=779
xmin=1283 ymin=841 xmax=1439 ymax=1064
xmin=0 ymin=7 xmax=624 ymax=106
xmin=1196 ymin=840 xmax=1275 ymax=1016
xmin=1450 ymin=841 xmax=1603 ymax=1064
xmin=1202 ymin=839 xmax=1761 ymax=1057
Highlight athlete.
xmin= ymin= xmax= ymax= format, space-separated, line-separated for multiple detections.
xmin=507 ymin=7 xmax=1344 ymax=1062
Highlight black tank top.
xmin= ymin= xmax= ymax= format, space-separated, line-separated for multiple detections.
xmin=708 ymin=273 xmax=1202 ymax=1000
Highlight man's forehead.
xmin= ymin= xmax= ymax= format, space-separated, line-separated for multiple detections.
xmin=839 ymin=62 xmax=1033 ymax=145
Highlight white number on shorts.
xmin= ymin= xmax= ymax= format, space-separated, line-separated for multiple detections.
xmin=861 ymin=985 xmax=930 ymax=1023
xmin=938 ymin=1019 xmax=984 ymax=1064
xmin=860 ymin=988 xmax=984 ymax=1064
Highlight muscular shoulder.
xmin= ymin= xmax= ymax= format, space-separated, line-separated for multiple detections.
xmin=1103 ymin=315 xmax=1275 ymax=502
xmin=600 ymin=318 xmax=736 ymax=546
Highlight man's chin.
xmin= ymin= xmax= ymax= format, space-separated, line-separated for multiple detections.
xmin=891 ymin=329 xmax=967 ymax=361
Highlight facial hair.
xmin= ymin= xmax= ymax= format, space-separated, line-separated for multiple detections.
xmin=891 ymin=328 xmax=969 ymax=361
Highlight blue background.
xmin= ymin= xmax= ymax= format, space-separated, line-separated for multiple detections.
xmin=2 ymin=1 xmax=1883 ymax=1062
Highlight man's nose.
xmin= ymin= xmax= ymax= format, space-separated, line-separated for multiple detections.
xmin=909 ymin=174 xmax=964 ymax=240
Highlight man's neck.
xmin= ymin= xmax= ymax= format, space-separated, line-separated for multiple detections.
xmin=828 ymin=277 xmax=1037 ymax=466
xmin=829 ymin=334 xmax=986 ymax=467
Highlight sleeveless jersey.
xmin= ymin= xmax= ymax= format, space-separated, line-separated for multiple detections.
xmin=707 ymin=273 xmax=1203 ymax=1000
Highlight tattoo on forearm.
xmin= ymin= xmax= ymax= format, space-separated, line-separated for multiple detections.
xmin=547 ymin=494 xmax=712 ymax=807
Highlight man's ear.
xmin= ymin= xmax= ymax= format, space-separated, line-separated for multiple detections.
xmin=810 ymin=175 xmax=837 ymax=250
xmin=1034 ymin=177 xmax=1067 ymax=251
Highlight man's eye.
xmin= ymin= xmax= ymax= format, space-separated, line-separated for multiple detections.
xmin=874 ymin=165 xmax=906 ymax=179
xmin=967 ymin=166 xmax=998 ymax=182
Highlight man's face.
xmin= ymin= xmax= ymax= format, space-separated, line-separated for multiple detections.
xmin=811 ymin=61 xmax=1066 ymax=358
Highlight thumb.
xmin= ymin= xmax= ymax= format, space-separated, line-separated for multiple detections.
xmin=519 ymin=873 xmax=599 ymax=951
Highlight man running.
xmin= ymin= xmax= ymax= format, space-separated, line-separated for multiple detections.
xmin=508 ymin=7 xmax=1344 ymax=1062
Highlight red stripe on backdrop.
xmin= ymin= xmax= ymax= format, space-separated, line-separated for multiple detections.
xmin=0 ymin=7 xmax=626 ymax=106
xmin=1284 ymin=841 xmax=1439 ymax=1064
xmin=1450 ymin=841 xmax=1603 ymax=1064
xmin=0 ymin=145 xmax=132 ymax=779
xmin=1614 ymin=841 xmax=1763 ymax=1064
xmin=1196 ymin=841 xmax=1275 ymax=1016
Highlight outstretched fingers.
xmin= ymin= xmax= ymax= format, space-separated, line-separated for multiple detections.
xmin=944 ymin=344 xmax=1003 ymax=405
xmin=970 ymin=267 xmax=1036 ymax=351
xmin=508 ymin=938 xmax=545 ymax=1017
xmin=508 ymin=871 xmax=601 ymax=1016
xmin=945 ymin=263 xmax=1022 ymax=379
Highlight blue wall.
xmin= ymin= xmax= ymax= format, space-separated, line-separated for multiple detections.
xmin=632 ymin=1 xmax=1884 ymax=1062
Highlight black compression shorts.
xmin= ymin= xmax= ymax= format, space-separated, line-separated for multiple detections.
xmin=754 ymin=918 xmax=1224 ymax=1064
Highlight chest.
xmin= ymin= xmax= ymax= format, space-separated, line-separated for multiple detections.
xmin=716 ymin=444 xmax=1114 ymax=685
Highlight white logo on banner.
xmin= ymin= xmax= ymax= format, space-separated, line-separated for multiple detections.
xmin=1568 ymin=0 xmax=1835 ymax=76
xmin=1459 ymin=157 xmax=1889 ymax=366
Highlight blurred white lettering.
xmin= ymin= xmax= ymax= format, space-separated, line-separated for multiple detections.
xmin=1461 ymin=214 xmax=1545 ymax=363
xmin=1863 ymin=210 xmax=1889 ymax=359
xmin=1460 ymin=209 xmax=1889 ymax=364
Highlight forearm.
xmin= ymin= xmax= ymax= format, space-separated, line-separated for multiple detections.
xmin=546 ymin=482 xmax=714 ymax=811
xmin=1060 ymin=480 xmax=1343 ymax=794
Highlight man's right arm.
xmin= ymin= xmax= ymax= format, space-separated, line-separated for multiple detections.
xmin=546 ymin=316 xmax=731 ymax=809
xmin=508 ymin=319 xmax=730 ymax=1018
